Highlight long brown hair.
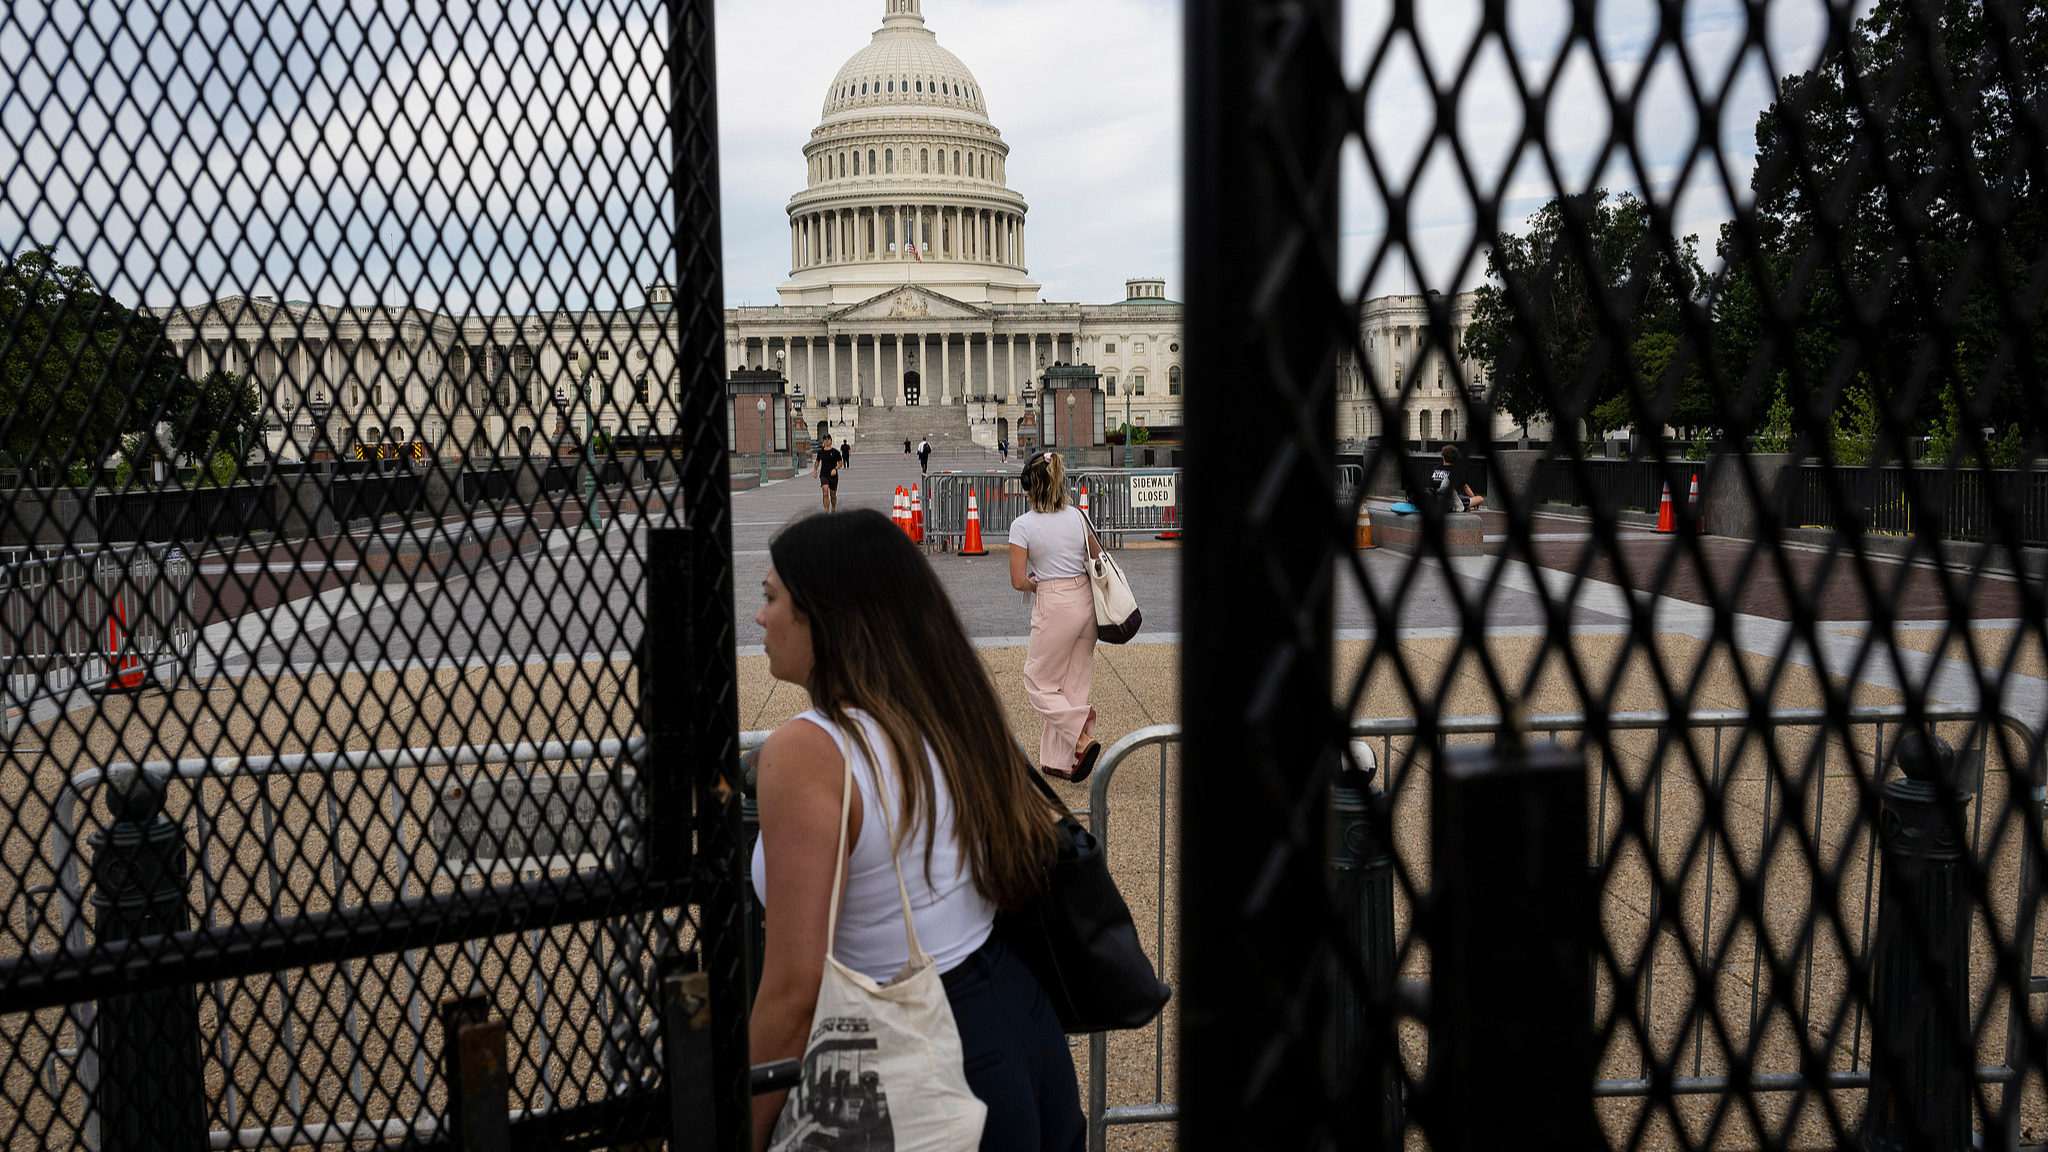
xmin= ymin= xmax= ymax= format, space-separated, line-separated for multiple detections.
xmin=768 ymin=509 xmax=1056 ymax=911
xmin=1022 ymin=451 xmax=1069 ymax=513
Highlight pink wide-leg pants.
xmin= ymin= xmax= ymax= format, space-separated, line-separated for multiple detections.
xmin=1024 ymin=575 xmax=1098 ymax=771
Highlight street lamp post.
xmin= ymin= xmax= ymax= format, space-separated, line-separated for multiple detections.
xmin=1123 ymin=387 xmax=1133 ymax=468
xmin=1065 ymin=391 xmax=1076 ymax=453
xmin=756 ymin=397 xmax=769 ymax=485
xmin=792 ymin=382 xmax=806 ymax=452
xmin=1019 ymin=381 xmax=1037 ymax=453
xmin=574 ymin=350 xmax=604 ymax=533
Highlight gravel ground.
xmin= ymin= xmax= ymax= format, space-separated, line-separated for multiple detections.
xmin=2 ymin=630 xmax=2040 ymax=1150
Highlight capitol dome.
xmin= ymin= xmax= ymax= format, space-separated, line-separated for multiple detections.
xmin=778 ymin=0 xmax=1039 ymax=307
xmin=820 ymin=1 xmax=989 ymax=125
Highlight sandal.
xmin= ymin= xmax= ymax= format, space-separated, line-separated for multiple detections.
xmin=1053 ymin=741 xmax=1102 ymax=786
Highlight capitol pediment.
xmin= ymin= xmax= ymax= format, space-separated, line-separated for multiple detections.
xmin=830 ymin=286 xmax=990 ymax=324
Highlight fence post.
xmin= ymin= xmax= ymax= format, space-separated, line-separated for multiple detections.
xmin=87 ymin=764 xmax=206 ymax=1152
xmin=438 ymin=992 xmax=511 ymax=1151
xmin=1865 ymin=732 xmax=1972 ymax=1152
xmin=1327 ymin=746 xmax=1401 ymax=1149
xmin=1424 ymin=737 xmax=1591 ymax=1151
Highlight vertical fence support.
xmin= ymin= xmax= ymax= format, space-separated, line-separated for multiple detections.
xmin=1425 ymin=740 xmax=1591 ymax=1150
xmin=1327 ymin=754 xmax=1401 ymax=1149
xmin=663 ymin=950 xmax=718 ymax=1144
xmin=88 ymin=764 xmax=205 ymax=1152
xmin=1866 ymin=733 xmax=1973 ymax=1152
xmin=439 ymin=992 xmax=510 ymax=1152
xmin=1180 ymin=0 xmax=1345 ymax=1144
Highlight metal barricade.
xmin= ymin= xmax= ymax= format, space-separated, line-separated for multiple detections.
xmin=1079 ymin=705 xmax=2044 ymax=1151
xmin=1 ymin=543 xmax=196 ymax=733
xmin=1069 ymin=470 xmax=1183 ymax=546
xmin=922 ymin=472 xmax=1034 ymax=551
xmin=30 ymin=737 xmax=664 ymax=1150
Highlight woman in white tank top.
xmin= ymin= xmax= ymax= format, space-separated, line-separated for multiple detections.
xmin=749 ymin=509 xmax=1084 ymax=1152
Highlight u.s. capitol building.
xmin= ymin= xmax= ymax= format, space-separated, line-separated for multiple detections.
xmin=152 ymin=0 xmax=1515 ymax=461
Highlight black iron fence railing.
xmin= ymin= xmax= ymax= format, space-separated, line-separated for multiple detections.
xmin=1783 ymin=464 xmax=2048 ymax=547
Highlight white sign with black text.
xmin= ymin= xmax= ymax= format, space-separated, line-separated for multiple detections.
xmin=1128 ymin=473 xmax=1176 ymax=509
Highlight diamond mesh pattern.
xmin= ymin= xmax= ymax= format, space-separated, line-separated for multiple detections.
xmin=0 ymin=0 xmax=745 ymax=1148
xmin=1184 ymin=0 xmax=2047 ymax=1148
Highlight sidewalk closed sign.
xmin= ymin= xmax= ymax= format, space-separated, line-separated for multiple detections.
xmin=1129 ymin=474 xmax=1176 ymax=508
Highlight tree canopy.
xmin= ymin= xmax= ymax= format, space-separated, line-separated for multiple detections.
xmin=1461 ymin=0 xmax=2045 ymax=458
xmin=0 ymin=246 xmax=187 ymax=473
xmin=1459 ymin=191 xmax=1708 ymax=447
xmin=1713 ymin=0 xmax=2047 ymax=463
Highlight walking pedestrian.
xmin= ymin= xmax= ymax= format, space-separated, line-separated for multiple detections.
xmin=840 ymin=435 xmax=852 ymax=469
xmin=750 ymin=510 xmax=1085 ymax=1152
xmin=812 ymin=433 xmax=843 ymax=512
xmin=917 ymin=436 xmax=932 ymax=476
xmin=904 ymin=437 xmax=913 ymax=457
xmin=1008 ymin=451 xmax=1102 ymax=783
xmin=998 ymin=438 xmax=1008 ymax=463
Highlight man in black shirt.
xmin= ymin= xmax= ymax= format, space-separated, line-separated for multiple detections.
xmin=813 ymin=434 xmax=844 ymax=511
xmin=917 ymin=436 xmax=931 ymax=475
xmin=1429 ymin=444 xmax=1484 ymax=512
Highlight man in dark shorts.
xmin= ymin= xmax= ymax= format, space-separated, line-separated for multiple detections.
xmin=813 ymin=434 xmax=843 ymax=511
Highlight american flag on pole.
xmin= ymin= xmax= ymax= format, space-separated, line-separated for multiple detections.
xmin=907 ymin=242 xmax=922 ymax=261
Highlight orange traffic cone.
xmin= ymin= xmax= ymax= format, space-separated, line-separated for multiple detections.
xmin=910 ymin=484 xmax=924 ymax=543
xmin=1656 ymin=482 xmax=1675 ymax=533
xmin=892 ymin=486 xmax=907 ymax=534
xmin=1355 ymin=501 xmax=1375 ymax=548
xmin=107 ymin=595 xmax=144 ymax=692
xmin=1689 ymin=472 xmax=1704 ymax=533
xmin=1078 ymin=485 xmax=1090 ymax=521
xmin=961 ymin=489 xmax=987 ymax=556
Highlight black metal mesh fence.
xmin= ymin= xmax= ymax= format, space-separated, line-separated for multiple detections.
xmin=0 ymin=1 xmax=744 ymax=1148
xmin=1184 ymin=0 xmax=2047 ymax=1149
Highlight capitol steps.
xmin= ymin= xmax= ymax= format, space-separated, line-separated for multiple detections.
xmin=834 ymin=404 xmax=977 ymax=453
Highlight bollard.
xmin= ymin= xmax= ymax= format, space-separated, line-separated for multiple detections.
xmin=438 ymin=992 xmax=510 ymax=1152
xmin=1424 ymin=736 xmax=1591 ymax=1151
xmin=1327 ymin=741 xmax=1400 ymax=1149
xmin=1865 ymin=732 xmax=1973 ymax=1152
xmin=88 ymin=764 xmax=206 ymax=1152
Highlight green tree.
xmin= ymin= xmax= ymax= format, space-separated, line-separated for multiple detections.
xmin=1460 ymin=191 xmax=1708 ymax=446
xmin=177 ymin=367 xmax=263 ymax=468
xmin=1713 ymin=0 xmax=2048 ymax=452
xmin=0 ymin=246 xmax=187 ymax=478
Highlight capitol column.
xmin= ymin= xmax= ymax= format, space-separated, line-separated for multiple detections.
xmin=827 ymin=335 xmax=837 ymax=402
xmin=940 ymin=333 xmax=951 ymax=405
xmin=895 ymin=333 xmax=906 ymax=404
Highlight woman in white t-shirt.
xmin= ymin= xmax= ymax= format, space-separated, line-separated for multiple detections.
xmin=751 ymin=509 xmax=1083 ymax=1152
xmin=1008 ymin=451 xmax=1104 ymax=782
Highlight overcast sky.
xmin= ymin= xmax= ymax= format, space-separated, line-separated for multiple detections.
xmin=2 ymin=0 xmax=1856 ymax=312
xmin=715 ymin=0 xmax=1855 ymax=308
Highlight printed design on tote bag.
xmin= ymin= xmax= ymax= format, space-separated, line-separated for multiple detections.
xmin=783 ymin=1028 xmax=896 ymax=1151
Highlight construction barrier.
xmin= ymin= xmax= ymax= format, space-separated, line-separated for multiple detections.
xmin=922 ymin=469 xmax=1187 ymax=551
xmin=1 ymin=543 xmax=196 ymax=731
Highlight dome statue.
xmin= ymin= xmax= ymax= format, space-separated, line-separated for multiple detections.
xmin=779 ymin=0 xmax=1040 ymax=306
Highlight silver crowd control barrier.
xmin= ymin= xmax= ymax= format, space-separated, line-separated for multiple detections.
xmin=923 ymin=469 xmax=1185 ymax=551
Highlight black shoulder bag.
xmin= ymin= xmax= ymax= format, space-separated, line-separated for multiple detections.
xmin=996 ymin=771 xmax=1171 ymax=1034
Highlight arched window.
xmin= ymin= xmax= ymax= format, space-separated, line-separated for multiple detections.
xmin=1168 ymin=366 xmax=1182 ymax=395
xmin=1419 ymin=410 xmax=1433 ymax=440
xmin=1132 ymin=374 xmax=1146 ymax=396
xmin=861 ymin=82 xmax=867 ymax=94
xmin=839 ymin=152 xmax=846 ymax=177
xmin=953 ymin=150 xmax=961 ymax=174
xmin=1442 ymin=408 xmax=1456 ymax=438
xmin=854 ymin=151 xmax=861 ymax=175
xmin=887 ymin=80 xmax=894 ymax=92
xmin=915 ymin=80 xmax=921 ymax=92
xmin=1105 ymin=374 xmax=1117 ymax=396
xmin=920 ymin=149 xmax=929 ymax=173
xmin=886 ymin=149 xmax=894 ymax=173
xmin=868 ymin=149 xmax=876 ymax=173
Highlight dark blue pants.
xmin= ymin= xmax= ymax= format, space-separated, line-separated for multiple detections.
xmin=943 ymin=935 xmax=1087 ymax=1152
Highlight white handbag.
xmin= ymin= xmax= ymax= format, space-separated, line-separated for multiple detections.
xmin=1083 ymin=515 xmax=1142 ymax=644
xmin=767 ymin=734 xmax=988 ymax=1152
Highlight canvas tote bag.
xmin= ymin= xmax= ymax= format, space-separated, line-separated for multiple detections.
xmin=767 ymin=731 xmax=987 ymax=1152
xmin=1082 ymin=513 xmax=1142 ymax=644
